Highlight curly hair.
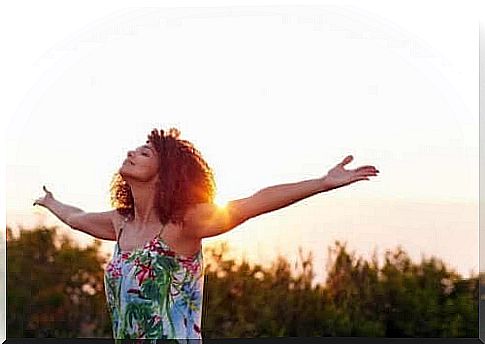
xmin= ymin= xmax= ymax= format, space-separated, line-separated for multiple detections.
xmin=109 ymin=127 xmax=217 ymax=226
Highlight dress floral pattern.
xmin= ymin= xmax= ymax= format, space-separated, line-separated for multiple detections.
xmin=104 ymin=216 xmax=204 ymax=343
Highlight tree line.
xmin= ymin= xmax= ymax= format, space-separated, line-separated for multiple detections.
xmin=6 ymin=224 xmax=479 ymax=338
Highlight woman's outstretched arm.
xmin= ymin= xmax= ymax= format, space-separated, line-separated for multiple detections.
xmin=183 ymin=155 xmax=379 ymax=239
xmin=241 ymin=154 xmax=380 ymax=218
xmin=34 ymin=186 xmax=84 ymax=224
xmin=33 ymin=185 xmax=117 ymax=240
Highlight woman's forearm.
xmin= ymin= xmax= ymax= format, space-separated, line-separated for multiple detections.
xmin=245 ymin=176 xmax=333 ymax=219
xmin=43 ymin=198 xmax=84 ymax=227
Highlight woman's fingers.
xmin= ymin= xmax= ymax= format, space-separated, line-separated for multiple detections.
xmin=354 ymin=169 xmax=379 ymax=179
xmin=42 ymin=185 xmax=53 ymax=196
xmin=34 ymin=185 xmax=51 ymax=206
xmin=360 ymin=172 xmax=378 ymax=178
xmin=355 ymin=166 xmax=379 ymax=173
xmin=339 ymin=155 xmax=353 ymax=167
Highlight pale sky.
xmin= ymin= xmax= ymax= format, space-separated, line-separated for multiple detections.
xmin=2 ymin=1 xmax=481 ymax=292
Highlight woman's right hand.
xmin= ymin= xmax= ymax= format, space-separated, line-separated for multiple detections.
xmin=33 ymin=185 xmax=55 ymax=208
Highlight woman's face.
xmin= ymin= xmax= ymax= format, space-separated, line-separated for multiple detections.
xmin=119 ymin=141 xmax=160 ymax=182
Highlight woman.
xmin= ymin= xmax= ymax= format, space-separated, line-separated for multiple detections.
xmin=33 ymin=127 xmax=379 ymax=341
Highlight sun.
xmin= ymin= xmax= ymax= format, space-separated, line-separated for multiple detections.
xmin=214 ymin=195 xmax=228 ymax=209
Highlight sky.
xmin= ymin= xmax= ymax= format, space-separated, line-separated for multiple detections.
xmin=2 ymin=0 xmax=481 ymax=301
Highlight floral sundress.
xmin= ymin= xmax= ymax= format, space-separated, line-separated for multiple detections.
xmin=104 ymin=216 xmax=204 ymax=343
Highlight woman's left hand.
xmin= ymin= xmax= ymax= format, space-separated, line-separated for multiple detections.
xmin=321 ymin=155 xmax=379 ymax=190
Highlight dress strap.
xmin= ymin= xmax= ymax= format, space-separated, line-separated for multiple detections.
xmin=117 ymin=215 xmax=129 ymax=243
xmin=156 ymin=223 xmax=166 ymax=239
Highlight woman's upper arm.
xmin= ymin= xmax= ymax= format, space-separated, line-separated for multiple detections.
xmin=67 ymin=210 xmax=119 ymax=241
xmin=183 ymin=199 xmax=249 ymax=239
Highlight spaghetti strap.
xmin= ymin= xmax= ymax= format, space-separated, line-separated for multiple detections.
xmin=117 ymin=215 xmax=129 ymax=243
xmin=156 ymin=223 xmax=166 ymax=238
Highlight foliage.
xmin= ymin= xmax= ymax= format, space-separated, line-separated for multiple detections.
xmin=7 ymin=225 xmax=112 ymax=338
xmin=6 ymin=225 xmax=479 ymax=338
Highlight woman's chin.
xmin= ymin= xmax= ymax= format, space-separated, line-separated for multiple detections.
xmin=119 ymin=167 xmax=129 ymax=178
